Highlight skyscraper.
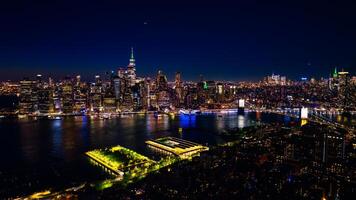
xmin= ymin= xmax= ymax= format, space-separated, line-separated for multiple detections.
xmin=113 ymin=75 xmax=121 ymax=101
xmin=156 ymin=70 xmax=168 ymax=91
xmin=333 ymin=67 xmax=338 ymax=79
xmin=61 ymin=77 xmax=74 ymax=114
xmin=90 ymin=75 xmax=103 ymax=112
xmin=174 ymin=72 xmax=183 ymax=107
xmin=73 ymin=75 xmax=87 ymax=113
xmin=19 ymin=78 xmax=37 ymax=114
xmin=127 ymin=47 xmax=136 ymax=85
xmin=38 ymin=84 xmax=54 ymax=114
xmin=120 ymin=77 xmax=134 ymax=112
xmin=338 ymin=70 xmax=352 ymax=113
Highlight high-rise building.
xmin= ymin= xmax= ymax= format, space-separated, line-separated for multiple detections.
xmin=132 ymin=81 xmax=146 ymax=111
xmin=73 ymin=75 xmax=87 ymax=113
xmin=61 ymin=77 xmax=74 ymax=114
xmin=53 ymin=83 xmax=61 ymax=112
xmin=338 ymin=70 xmax=352 ymax=112
xmin=175 ymin=72 xmax=182 ymax=88
xmin=185 ymin=87 xmax=199 ymax=109
xmin=332 ymin=67 xmax=338 ymax=78
xmin=38 ymin=85 xmax=54 ymax=114
xmin=102 ymin=75 xmax=116 ymax=113
xmin=156 ymin=70 xmax=168 ymax=91
xmin=328 ymin=67 xmax=339 ymax=91
xmin=118 ymin=67 xmax=125 ymax=78
xmin=36 ymin=74 xmax=43 ymax=85
xmin=113 ymin=76 xmax=121 ymax=100
xmin=90 ymin=75 xmax=103 ymax=112
xmin=157 ymin=90 xmax=171 ymax=109
xmin=204 ymin=81 xmax=216 ymax=105
xmin=19 ymin=78 xmax=37 ymax=114
xmin=146 ymin=78 xmax=152 ymax=110
xmin=155 ymin=70 xmax=171 ymax=109
xmin=216 ymin=83 xmax=224 ymax=103
xmin=174 ymin=72 xmax=183 ymax=106
xmin=127 ymin=47 xmax=136 ymax=85
xmin=120 ymin=78 xmax=134 ymax=112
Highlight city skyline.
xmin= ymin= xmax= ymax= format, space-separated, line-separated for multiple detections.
xmin=0 ymin=47 xmax=352 ymax=82
xmin=1 ymin=1 xmax=355 ymax=81
xmin=0 ymin=1 xmax=355 ymax=198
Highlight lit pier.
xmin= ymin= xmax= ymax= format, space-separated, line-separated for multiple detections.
xmin=146 ymin=137 xmax=209 ymax=159
xmin=85 ymin=146 xmax=154 ymax=176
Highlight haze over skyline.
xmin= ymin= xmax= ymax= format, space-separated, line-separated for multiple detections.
xmin=0 ymin=0 xmax=355 ymax=81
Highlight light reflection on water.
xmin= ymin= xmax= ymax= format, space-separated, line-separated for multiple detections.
xmin=238 ymin=115 xmax=245 ymax=128
xmin=179 ymin=114 xmax=196 ymax=129
xmin=52 ymin=119 xmax=63 ymax=157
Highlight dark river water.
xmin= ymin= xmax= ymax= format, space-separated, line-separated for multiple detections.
xmin=0 ymin=112 xmax=313 ymax=198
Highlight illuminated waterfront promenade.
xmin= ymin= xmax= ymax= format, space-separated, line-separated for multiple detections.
xmin=86 ymin=151 xmax=124 ymax=176
xmin=85 ymin=146 xmax=154 ymax=176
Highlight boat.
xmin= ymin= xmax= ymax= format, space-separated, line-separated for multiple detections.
xmin=179 ymin=109 xmax=201 ymax=115
xmin=48 ymin=116 xmax=63 ymax=120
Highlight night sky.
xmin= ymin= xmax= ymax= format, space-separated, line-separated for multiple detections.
xmin=0 ymin=0 xmax=355 ymax=81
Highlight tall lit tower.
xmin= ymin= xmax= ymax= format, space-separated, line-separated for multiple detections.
xmin=127 ymin=47 xmax=136 ymax=85
xmin=129 ymin=47 xmax=135 ymax=67
xmin=332 ymin=67 xmax=338 ymax=78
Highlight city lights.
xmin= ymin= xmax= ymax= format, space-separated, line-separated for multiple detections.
xmin=0 ymin=1 xmax=355 ymax=199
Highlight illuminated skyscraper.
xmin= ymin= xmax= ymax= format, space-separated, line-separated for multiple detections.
xmin=102 ymin=73 xmax=116 ymax=113
xmin=132 ymin=80 xmax=146 ymax=110
xmin=113 ymin=75 xmax=121 ymax=100
xmin=38 ymin=83 xmax=54 ymax=114
xmin=127 ymin=47 xmax=136 ymax=85
xmin=175 ymin=72 xmax=182 ymax=88
xmin=119 ymin=77 xmax=134 ymax=112
xmin=19 ymin=78 xmax=37 ymax=114
xmin=175 ymin=72 xmax=183 ymax=106
xmin=36 ymin=74 xmax=42 ymax=84
xmin=146 ymin=78 xmax=153 ymax=110
xmin=103 ymin=89 xmax=116 ymax=113
xmin=338 ymin=70 xmax=352 ymax=112
xmin=204 ymin=81 xmax=216 ymax=105
xmin=73 ymin=75 xmax=87 ymax=113
xmin=61 ymin=77 xmax=74 ymax=114
xmin=333 ymin=67 xmax=338 ymax=78
xmin=185 ymin=87 xmax=199 ymax=109
xmin=216 ymin=83 xmax=224 ymax=103
xmin=90 ymin=75 xmax=103 ymax=112
xmin=156 ymin=70 xmax=168 ymax=91
xmin=216 ymin=83 xmax=223 ymax=94
xmin=155 ymin=70 xmax=170 ymax=109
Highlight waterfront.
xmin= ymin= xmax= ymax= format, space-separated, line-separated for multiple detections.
xmin=0 ymin=112 xmax=353 ymax=198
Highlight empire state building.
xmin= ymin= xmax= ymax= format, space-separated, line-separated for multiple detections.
xmin=127 ymin=47 xmax=136 ymax=85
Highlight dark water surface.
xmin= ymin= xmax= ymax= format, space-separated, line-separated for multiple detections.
xmin=0 ymin=112 xmax=298 ymax=198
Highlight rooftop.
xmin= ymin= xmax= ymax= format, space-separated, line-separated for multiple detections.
xmin=146 ymin=137 xmax=209 ymax=158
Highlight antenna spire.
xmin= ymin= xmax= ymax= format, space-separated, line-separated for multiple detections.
xmin=129 ymin=47 xmax=135 ymax=67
